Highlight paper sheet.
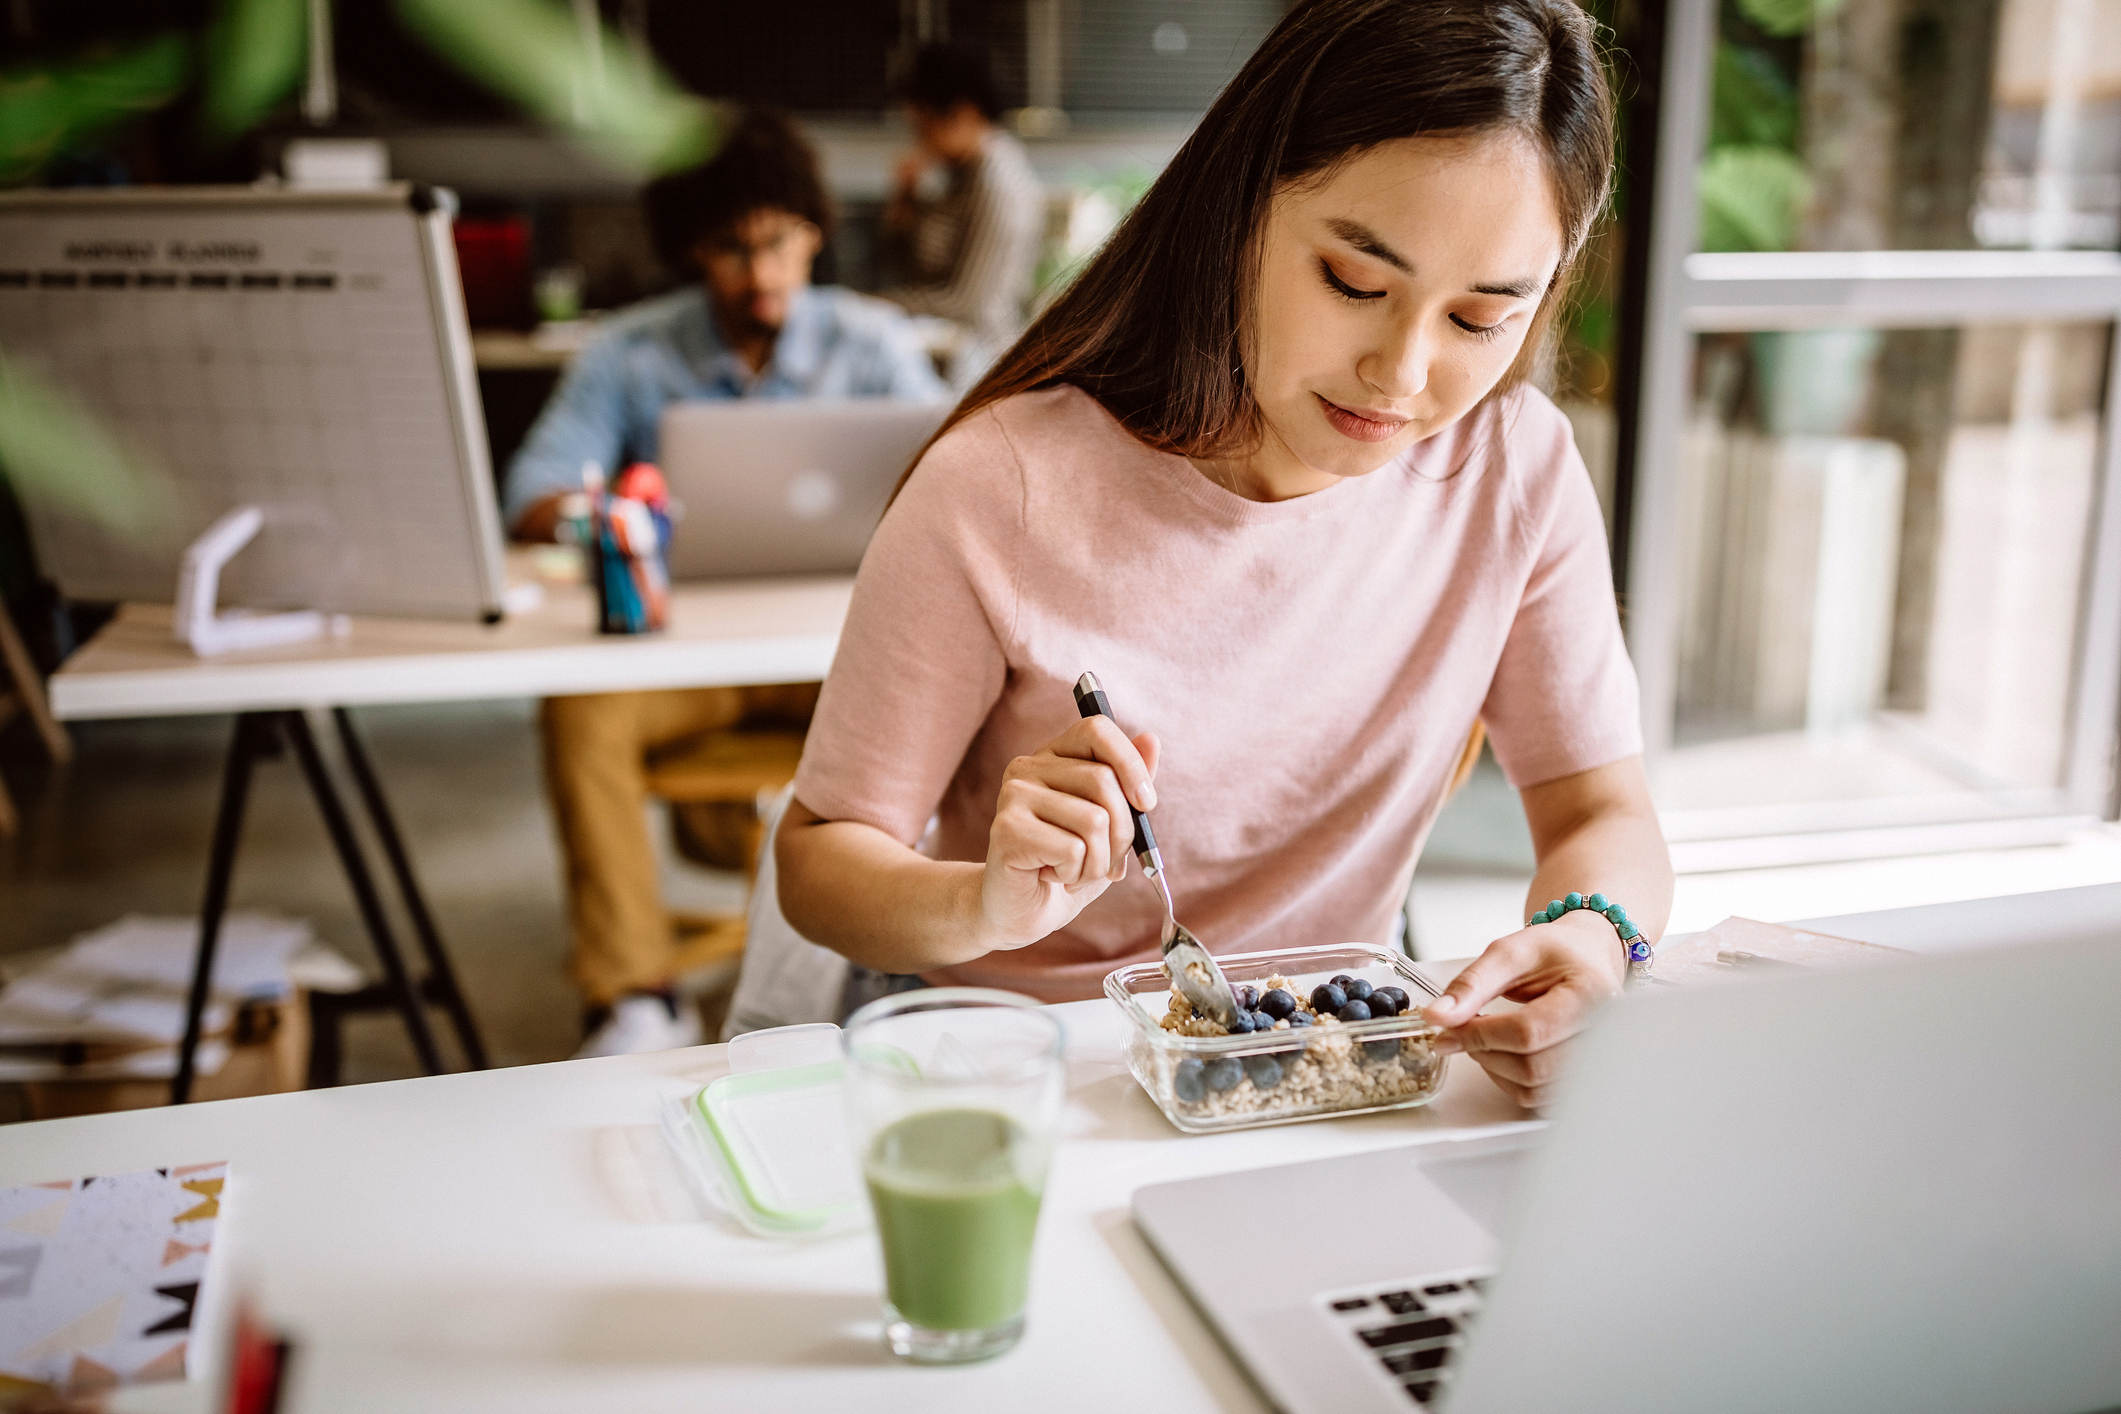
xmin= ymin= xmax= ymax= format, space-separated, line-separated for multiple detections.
xmin=0 ymin=1162 xmax=228 ymax=1396
xmin=62 ymin=915 xmax=308 ymax=996
xmin=1655 ymin=916 xmax=1913 ymax=988
xmin=0 ymin=915 xmax=309 ymax=1049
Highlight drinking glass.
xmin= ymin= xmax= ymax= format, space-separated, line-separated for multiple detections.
xmin=841 ymin=988 xmax=1065 ymax=1364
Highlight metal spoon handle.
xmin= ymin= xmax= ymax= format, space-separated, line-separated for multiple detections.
xmin=1071 ymin=672 xmax=1163 ymax=878
xmin=1072 ymin=672 xmax=1239 ymax=1029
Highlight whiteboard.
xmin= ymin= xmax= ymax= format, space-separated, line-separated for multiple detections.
xmin=0 ymin=184 xmax=507 ymax=621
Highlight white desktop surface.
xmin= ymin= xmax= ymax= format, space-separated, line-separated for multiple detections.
xmin=1 ymin=986 xmax=1532 ymax=1414
xmin=48 ymin=556 xmax=852 ymax=721
xmin=7 ymin=888 xmax=2112 ymax=1412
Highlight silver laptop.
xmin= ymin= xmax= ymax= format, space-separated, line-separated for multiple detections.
xmin=1134 ymin=933 xmax=2121 ymax=1414
xmin=657 ymin=399 xmax=948 ymax=579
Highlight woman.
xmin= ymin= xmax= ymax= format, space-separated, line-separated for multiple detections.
xmin=778 ymin=0 xmax=1672 ymax=1110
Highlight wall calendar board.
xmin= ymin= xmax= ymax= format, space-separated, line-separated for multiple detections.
xmin=0 ymin=184 xmax=507 ymax=621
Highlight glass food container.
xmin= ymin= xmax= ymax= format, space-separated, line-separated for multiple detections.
xmin=1104 ymin=944 xmax=1449 ymax=1134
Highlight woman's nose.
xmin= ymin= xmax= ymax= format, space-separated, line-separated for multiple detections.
xmin=1362 ymin=315 xmax=1431 ymax=402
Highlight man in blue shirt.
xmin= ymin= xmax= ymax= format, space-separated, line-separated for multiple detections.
xmin=509 ymin=109 xmax=944 ymax=1058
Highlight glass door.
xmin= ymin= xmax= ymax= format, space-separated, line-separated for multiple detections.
xmin=1627 ymin=0 xmax=2121 ymax=867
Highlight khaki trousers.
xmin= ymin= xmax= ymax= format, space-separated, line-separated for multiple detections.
xmin=540 ymin=684 xmax=818 ymax=1006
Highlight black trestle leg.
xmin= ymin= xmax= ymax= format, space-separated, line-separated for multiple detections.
xmin=174 ymin=712 xmax=273 ymax=1105
xmin=331 ymin=707 xmax=488 ymax=1070
xmin=281 ymin=710 xmax=445 ymax=1076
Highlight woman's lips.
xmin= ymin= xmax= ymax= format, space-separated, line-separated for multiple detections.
xmin=1317 ymin=395 xmax=1410 ymax=443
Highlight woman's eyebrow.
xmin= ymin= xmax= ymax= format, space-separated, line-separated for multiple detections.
xmin=1472 ymin=276 xmax=1544 ymax=298
xmin=1323 ymin=219 xmax=1545 ymax=298
xmin=1323 ymin=218 xmax=1411 ymax=272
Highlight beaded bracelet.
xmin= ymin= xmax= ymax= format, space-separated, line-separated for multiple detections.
xmin=1527 ymin=891 xmax=1654 ymax=983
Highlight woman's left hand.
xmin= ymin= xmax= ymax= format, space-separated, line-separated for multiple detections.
xmin=1419 ymin=908 xmax=1626 ymax=1109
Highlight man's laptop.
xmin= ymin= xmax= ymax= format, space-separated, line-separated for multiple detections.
xmin=658 ymin=399 xmax=948 ymax=579
xmin=1134 ymin=933 xmax=2121 ymax=1414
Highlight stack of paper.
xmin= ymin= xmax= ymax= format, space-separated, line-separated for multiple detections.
xmin=1654 ymin=916 xmax=1913 ymax=987
xmin=0 ymin=915 xmax=314 ymax=1081
xmin=0 ymin=1162 xmax=230 ymax=1397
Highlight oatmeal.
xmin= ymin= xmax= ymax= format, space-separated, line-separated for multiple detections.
xmin=1136 ymin=968 xmax=1448 ymax=1127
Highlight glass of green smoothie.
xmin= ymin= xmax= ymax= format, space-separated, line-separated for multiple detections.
xmin=842 ymin=987 xmax=1066 ymax=1365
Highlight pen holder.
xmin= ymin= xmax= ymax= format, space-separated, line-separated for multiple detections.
xmin=587 ymin=498 xmax=671 ymax=635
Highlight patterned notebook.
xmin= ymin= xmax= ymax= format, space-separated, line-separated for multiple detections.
xmin=0 ymin=1162 xmax=227 ymax=1399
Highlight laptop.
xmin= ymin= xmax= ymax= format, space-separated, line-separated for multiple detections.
xmin=658 ymin=399 xmax=949 ymax=579
xmin=1133 ymin=933 xmax=2121 ymax=1414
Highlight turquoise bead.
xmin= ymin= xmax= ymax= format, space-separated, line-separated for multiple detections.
xmin=1603 ymin=904 xmax=1626 ymax=923
xmin=1547 ymin=900 xmax=1565 ymax=917
xmin=1564 ymin=892 xmax=1584 ymax=910
xmin=1588 ymin=892 xmax=1609 ymax=911
xmin=1527 ymin=915 xmax=1544 ymax=927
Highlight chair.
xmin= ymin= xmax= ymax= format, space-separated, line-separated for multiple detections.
xmin=642 ymin=727 xmax=807 ymax=974
xmin=1447 ymin=720 xmax=1486 ymax=798
xmin=0 ymin=607 xmax=72 ymax=836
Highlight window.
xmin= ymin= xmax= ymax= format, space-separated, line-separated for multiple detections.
xmin=1626 ymin=0 xmax=2121 ymax=866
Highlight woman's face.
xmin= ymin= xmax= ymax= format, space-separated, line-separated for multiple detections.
xmin=1225 ymin=131 xmax=1565 ymax=500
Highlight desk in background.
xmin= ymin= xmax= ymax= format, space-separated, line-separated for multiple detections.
xmin=49 ymin=557 xmax=853 ymax=1099
xmin=51 ymin=561 xmax=851 ymax=721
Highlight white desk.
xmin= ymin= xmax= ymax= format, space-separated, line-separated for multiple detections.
xmin=49 ymin=558 xmax=854 ymax=721
xmin=1 ymin=984 xmax=1531 ymax=1414
xmin=8 ymin=883 xmax=2115 ymax=1414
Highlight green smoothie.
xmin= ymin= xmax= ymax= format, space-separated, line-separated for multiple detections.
xmin=864 ymin=1108 xmax=1045 ymax=1331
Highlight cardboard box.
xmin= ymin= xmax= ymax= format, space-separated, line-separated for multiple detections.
xmin=22 ymin=993 xmax=309 ymax=1119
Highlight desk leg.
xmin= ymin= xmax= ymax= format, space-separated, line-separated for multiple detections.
xmin=281 ymin=710 xmax=445 ymax=1077
xmin=174 ymin=712 xmax=272 ymax=1105
xmin=330 ymin=707 xmax=488 ymax=1070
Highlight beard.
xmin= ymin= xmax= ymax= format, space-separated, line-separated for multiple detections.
xmin=716 ymin=290 xmax=785 ymax=346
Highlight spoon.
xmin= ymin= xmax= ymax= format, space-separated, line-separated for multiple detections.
xmin=1072 ymin=672 xmax=1242 ymax=1030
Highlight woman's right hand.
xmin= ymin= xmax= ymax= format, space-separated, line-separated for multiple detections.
xmin=980 ymin=716 xmax=1161 ymax=950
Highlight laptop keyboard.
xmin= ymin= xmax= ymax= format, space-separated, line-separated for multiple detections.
xmin=1320 ymin=1269 xmax=1493 ymax=1407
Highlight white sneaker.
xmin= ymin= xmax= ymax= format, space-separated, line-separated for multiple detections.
xmin=573 ymin=994 xmax=704 ymax=1059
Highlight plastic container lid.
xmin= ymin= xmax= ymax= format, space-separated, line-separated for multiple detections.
xmin=658 ymin=1022 xmax=868 ymax=1238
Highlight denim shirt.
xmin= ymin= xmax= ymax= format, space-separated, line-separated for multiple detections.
xmin=500 ymin=284 xmax=947 ymax=526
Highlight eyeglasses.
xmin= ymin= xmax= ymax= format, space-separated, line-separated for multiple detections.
xmin=697 ymin=221 xmax=820 ymax=271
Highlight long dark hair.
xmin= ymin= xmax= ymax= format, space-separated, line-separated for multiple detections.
xmin=904 ymin=0 xmax=1613 ymax=486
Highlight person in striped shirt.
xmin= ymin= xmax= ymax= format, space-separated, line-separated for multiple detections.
xmin=880 ymin=43 xmax=1048 ymax=386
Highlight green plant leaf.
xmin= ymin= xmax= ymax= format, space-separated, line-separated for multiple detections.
xmin=0 ymin=346 xmax=174 ymax=547
xmin=1735 ymin=0 xmax=1834 ymax=39
xmin=0 ymin=35 xmax=191 ymax=186
xmin=201 ymin=0 xmax=307 ymax=140
xmin=1711 ymin=41 xmax=1799 ymax=151
xmin=1698 ymin=145 xmax=1812 ymax=252
xmin=395 ymin=0 xmax=717 ymax=177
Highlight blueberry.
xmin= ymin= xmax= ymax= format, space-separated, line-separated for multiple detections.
xmin=1259 ymin=988 xmax=1297 ymax=1019
xmin=1203 ymin=1056 xmax=1245 ymax=1093
xmin=1337 ymin=999 xmax=1373 ymax=1023
xmin=1233 ymin=984 xmax=1260 ymax=1011
xmin=1361 ymin=1038 xmax=1401 ymax=1064
xmin=1173 ymin=1057 xmax=1206 ymax=1103
xmin=1252 ymin=1010 xmax=1278 ymax=1031
xmin=1311 ymin=983 xmax=1348 ymax=1014
xmin=1286 ymin=1010 xmax=1314 ymax=1028
xmin=1345 ymin=978 xmax=1374 ymax=1002
xmin=1366 ymin=989 xmax=1401 ymax=1017
xmin=1330 ymin=974 xmax=1356 ymax=989
xmin=1228 ymin=1009 xmax=1257 ymax=1034
xmin=1375 ymin=986 xmax=1411 ymax=1015
xmin=1243 ymin=1053 xmax=1284 ymax=1089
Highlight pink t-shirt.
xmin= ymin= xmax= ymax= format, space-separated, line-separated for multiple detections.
xmin=790 ymin=384 xmax=1641 ymax=1002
